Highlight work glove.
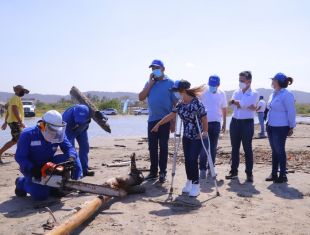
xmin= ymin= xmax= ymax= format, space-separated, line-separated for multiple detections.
xmin=68 ymin=156 xmax=83 ymax=180
xmin=95 ymin=110 xmax=108 ymax=122
xmin=31 ymin=167 xmax=42 ymax=181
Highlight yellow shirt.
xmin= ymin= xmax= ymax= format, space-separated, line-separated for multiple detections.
xmin=7 ymin=95 xmax=24 ymax=123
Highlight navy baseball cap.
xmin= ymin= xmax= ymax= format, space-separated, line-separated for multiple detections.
xmin=208 ymin=75 xmax=220 ymax=87
xmin=149 ymin=59 xmax=164 ymax=68
xmin=74 ymin=105 xmax=90 ymax=124
xmin=170 ymin=80 xmax=191 ymax=91
xmin=272 ymin=73 xmax=287 ymax=82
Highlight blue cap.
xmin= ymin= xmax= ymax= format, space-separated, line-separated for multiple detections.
xmin=149 ymin=59 xmax=164 ymax=68
xmin=170 ymin=80 xmax=191 ymax=91
xmin=208 ymin=75 xmax=220 ymax=87
xmin=272 ymin=73 xmax=287 ymax=82
xmin=74 ymin=105 xmax=90 ymax=124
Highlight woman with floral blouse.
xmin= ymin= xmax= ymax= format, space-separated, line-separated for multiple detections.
xmin=151 ymin=80 xmax=208 ymax=197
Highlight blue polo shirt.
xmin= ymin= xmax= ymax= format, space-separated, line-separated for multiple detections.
xmin=267 ymin=88 xmax=296 ymax=128
xmin=146 ymin=76 xmax=177 ymax=122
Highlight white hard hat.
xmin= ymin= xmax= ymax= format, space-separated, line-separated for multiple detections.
xmin=42 ymin=110 xmax=65 ymax=127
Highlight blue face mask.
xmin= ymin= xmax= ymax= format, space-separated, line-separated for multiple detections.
xmin=209 ymin=86 xmax=217 ymax=93
xmin=153 ymin=69 xmax=163 ymax=78
xmin=173 ymin=92 xmax=181 ymax=100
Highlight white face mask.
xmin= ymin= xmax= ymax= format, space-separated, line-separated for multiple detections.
xmin=271 ymin=84 xmax=275 ymax=89
xmin=239 ymin=82 xmax=247 ymax=90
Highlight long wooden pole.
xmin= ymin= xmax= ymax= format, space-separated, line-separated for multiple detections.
xmin=70 ymin=86 xmax=111 ymax=133
xmin=45 ymin=195 xmax=114 ymax=235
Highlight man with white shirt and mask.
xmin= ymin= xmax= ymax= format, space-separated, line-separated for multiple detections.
xmin=225 ymin=71 xmax=258 ymax=182
xmin=256 ymin=96 xmax=267 ymax=138
xmin=199 ymin=75 xmax=227 ymax=179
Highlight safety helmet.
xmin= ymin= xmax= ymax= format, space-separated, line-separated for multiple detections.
xmin=41 ymin=110 xmax=66 ymax=143
xmin=42 ymin=110 xmax=65 ymax=127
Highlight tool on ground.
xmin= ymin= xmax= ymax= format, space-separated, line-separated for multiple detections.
xmin=195 ymin=115 xmax=220 ymax=196
xmin=167 ymin=115 xmax=183 ymax=201
xmin=35 ymin=160 xmax=127 ymax=197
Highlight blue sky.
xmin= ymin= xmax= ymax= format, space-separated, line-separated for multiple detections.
xmin=0 ymin=0 xmax=309 ymax=95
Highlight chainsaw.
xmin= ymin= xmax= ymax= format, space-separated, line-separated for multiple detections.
xmin=34 ymin=161 xmax=127 ymax=197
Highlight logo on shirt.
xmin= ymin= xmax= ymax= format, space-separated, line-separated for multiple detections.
xmin=30 ymin=140 xmax=41 ymax=146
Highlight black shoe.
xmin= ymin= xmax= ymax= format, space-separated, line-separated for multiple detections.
xmin=15 ymin=178 xmax=26 ymax=197
xmin=225 ymin=171 xmax=238 ymax=180
xmin=159 ymin=173 xmax=166 ymax=183
xmin=83 ymin=170 xmax=95 ymax=177
xmin=144 ymin=173 xmax=158 ymax=181
xmin=246 ymin=174 xmax=254 ymax=183
xmin=265 ymin=173 xmax=277 ymax=182
xmin=275 ymin=175 xmax=288 ymax=183
xmin=0 ymin=159 xmax=4 ymax=165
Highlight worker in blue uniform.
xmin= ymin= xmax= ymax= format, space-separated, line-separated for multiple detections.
xmin=14 ymin=110 xmax=83 ymax=201
xmin=62 ymin=104 xmax=94 ymax=176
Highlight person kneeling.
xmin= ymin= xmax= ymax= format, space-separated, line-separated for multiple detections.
xmin=14 ymin=110 xmax=83 ymax=201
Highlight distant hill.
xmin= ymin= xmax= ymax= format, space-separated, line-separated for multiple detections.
xmin=0 ymin=89 xmax=309 ymax=104
xmin=0 ymin=91 xmax=138 ymax=104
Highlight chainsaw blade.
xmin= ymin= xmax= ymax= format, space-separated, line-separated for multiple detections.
xmin=64 ymin=180 xmax=127 ymax=197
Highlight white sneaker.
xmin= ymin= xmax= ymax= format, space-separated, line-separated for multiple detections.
xmin=182 ymin=180 xmax=192 ymax=194
xmin=189 ymin=183 xmax=200 ymax=197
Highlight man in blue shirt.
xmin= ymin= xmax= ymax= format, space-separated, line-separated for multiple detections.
xmin=139 ymin=59 xmax=177 ymax=183
xmin=62 ymin=104 xmax=94 ymax=176
xmin=15 ymin=110 xmax=83 ymax=201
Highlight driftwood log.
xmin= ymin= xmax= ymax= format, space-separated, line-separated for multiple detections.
xmin=46 ymin=153 xmax=144 ymax=235
xmin=70 ymin=86 xmax=111 ymax=133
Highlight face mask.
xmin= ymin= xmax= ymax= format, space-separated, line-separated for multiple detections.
xmin=271 ymin=84 xmax=275 ymax=89
xmin=209 ymin=86 xmax=217 ymax=93
xmin=153 ymin=69 xmax=162 ymax=78
xmin=239 ymin=82 xmax=247 ymax=90
xmin=17 ymin=90 xmax=25 ymax=97
xmin=173 ymin=92 xmax=181 ymax=100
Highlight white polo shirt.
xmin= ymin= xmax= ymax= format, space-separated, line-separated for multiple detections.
xmin=200 ymin=88 xmax=227 ymax=122
xmin=231 ymin=88 xmax=259 ymax=120
xmin=256 ymin=99 xmax=266 ymax=113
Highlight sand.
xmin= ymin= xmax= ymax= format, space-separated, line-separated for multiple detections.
xmin=0 ymin=124 xmax=309 ymax=235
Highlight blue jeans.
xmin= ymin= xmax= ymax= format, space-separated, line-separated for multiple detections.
xmin=257 ymin=112 xmax=265 ymax=135
xmin=229 ymin=118 xmax=254 ymax=175
xmin=16 ymin=154 xmax=70 ymax=201
xmin=147 ymin=120 xmax=170 ymax=175
xmin=182 ymin=137 xmax=203 ymax=183
xmin=267 ymin=125 xmax=289 ymax=176
xmin=199 ymin=122 xmax=220 ymax=170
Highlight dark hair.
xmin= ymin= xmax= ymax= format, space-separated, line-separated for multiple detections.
xmin=279 ymin=77 xmax=293 ymax=88
xmin=239 ymin=71 xmax=252 ymax=80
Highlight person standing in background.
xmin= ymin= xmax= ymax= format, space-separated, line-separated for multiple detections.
xmin=0 ymin=85 xmax=29 ymax=164
xmin=138 ymin=59 xmax=178 ymax=183
xmin=265 ymin=73 xmax=296 ymax=183
xmin=256 ymin=96 xmax=267 ymax=138
xmin=199 ymin=75 xmax=227 ymax=179
xmin=225 ymin=71 xmax=258 ymax=182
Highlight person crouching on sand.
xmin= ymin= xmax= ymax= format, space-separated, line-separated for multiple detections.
xmin=151 ymin=80 xmax=208 ymax=197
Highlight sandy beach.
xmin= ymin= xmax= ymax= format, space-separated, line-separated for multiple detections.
xmin=0 ymin=123 xmax=309 ymax=235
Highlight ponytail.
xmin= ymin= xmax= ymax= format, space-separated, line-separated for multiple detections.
xmin=279 ymin=77 xmax=294 ymax=88
xmin=185 ymin=85 xmax=206 ymax=97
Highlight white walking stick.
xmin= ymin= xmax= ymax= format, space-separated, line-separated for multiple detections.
xmin=195 ymin=115 xmax=220 ymax=196
xmin=167 ymin=115 xmax=183 ymax=201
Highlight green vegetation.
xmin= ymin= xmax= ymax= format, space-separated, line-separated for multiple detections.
xmin=35 ymin=95 xmax=123 ymax=117
xmin=296 ymin=103 xmax=310 ymax=116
